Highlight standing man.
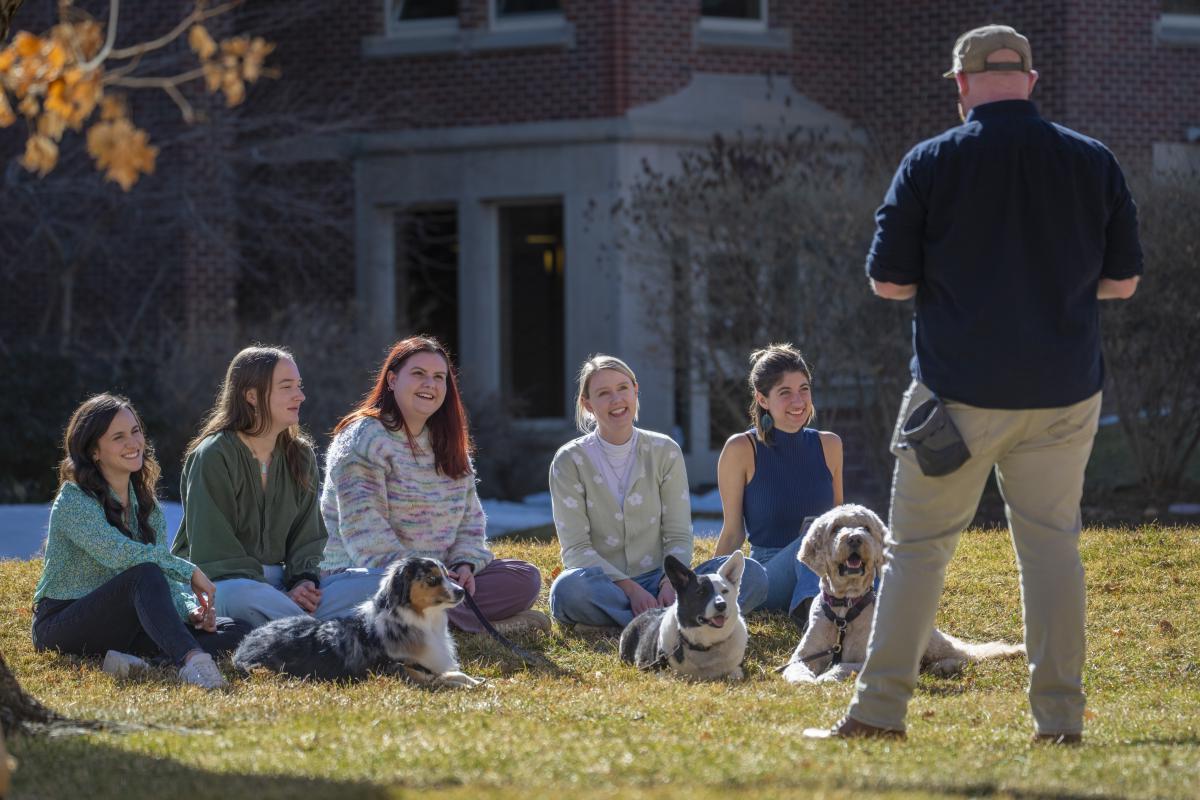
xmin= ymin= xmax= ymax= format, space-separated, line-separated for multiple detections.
xmin=807 ymin=25 xmax=1142 ymax=743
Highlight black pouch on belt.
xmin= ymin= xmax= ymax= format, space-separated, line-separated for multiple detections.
xmin=898 ymin=396 xmax=971 ymax=477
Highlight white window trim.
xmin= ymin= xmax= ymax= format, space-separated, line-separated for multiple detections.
xmin=385 ymin=0 xmax=459 ymax=38
xmin=488 ymin=0 xmax=567 ymax=31
xmin=1156 ymin=12 xmax=1200 ymax=44
xmin=698 ymin=0 xmax=768 ymax=33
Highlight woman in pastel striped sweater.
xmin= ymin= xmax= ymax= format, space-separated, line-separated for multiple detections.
xmin=319 ymin=336 xmax=547 ymax=634
xmin=32 ymin=394 xmax=246 ymax=689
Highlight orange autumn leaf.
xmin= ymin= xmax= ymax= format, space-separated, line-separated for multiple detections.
xmin=221 ymin=36 xmax=250 ymax=57
xmin=44 ymin=79 xmax=71 ymax=117
xmin=0 ymin=47 xmax=15 ymax=73
xmin=20 ymin=135 xmax=58 ymax=175
xmin=45 ymin=42 xmax=68 ymax=74
xmin=241 ymin=37 xmax=275 ymax=82
xmin=37 ymin=109 xmax=66 ymax=139
xmin=13 ymin=32 xmax=42 ymax=59
xmin=0 ymin=92 xmax=15 ymax=127
xmin=86 ymin=117 xmax=158 ymax=191
xmin=189 ymin=25 xmax=217 ymax=60
xmin=202 ymin=61 xmax=223 ymax=93
xmin=99 ymin=94 xmax=126 ymax=121
xmin=18 ymin=94 xmax=39 ymax=118
xmin=221 ymin=71 xmax=245 ymax=107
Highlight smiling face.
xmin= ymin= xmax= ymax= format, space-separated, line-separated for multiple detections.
xmin=799 ymin=506 xmax=886 ymax=599
xmin=756 ymin=370 xmax=813 ymax=433
xmin=268 ymin=358 xmax=305 ymax=429
xmin=582 ymin=368 xmax=638 ymax=443
xmin=91 ymin=407 xmax=146 ymax=487
xmin=389 ymin=351 xmax=449 ymax=435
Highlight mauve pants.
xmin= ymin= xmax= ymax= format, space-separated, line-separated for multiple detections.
xmin=317 ymin=558 xmax=543 ymax=634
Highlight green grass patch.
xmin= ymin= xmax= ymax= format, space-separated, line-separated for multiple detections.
xmin=3 ymin=529 xmax=1199 ymax=799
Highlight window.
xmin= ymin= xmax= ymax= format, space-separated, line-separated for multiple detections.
xmin=396 ymin=208 xmax=459 ymax=359
xmin=499 ymin=204 xmax=565 ymax=418
xmin=700 ymin=0 xmax=767 ymax=29
xmin=386 ymin=0 xmax=458 ymax=36
xmin=1163 ymin=0 xmax=1200 ymax=12
xmin=490 ymin=0 xmax=565 ymax=29
xmin=397 ymin=0 xmax=457 ymax=19
xmin=1157 ymin=0 xmax=1200 ymax=44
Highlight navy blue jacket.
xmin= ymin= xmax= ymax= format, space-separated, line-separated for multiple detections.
xmin=866 ymin=100 xmax=1143 ymax=409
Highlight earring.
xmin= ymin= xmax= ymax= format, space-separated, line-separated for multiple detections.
xmin=760 ymin=411 xmax=774 ymax=436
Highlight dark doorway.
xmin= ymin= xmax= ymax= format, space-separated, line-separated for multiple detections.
xmin=500 ymin=203 xmax=564 ymax=418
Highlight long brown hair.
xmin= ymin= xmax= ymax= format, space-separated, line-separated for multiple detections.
xmin=748 ymin=343 xmax=815 ymax=444
xmin=186 ymin=345 xmax=315 ymax=491
xmin=333 ymin=336 xmax=473 ymax=479
xmin=59 ymin=393 xmax=161 ymax=544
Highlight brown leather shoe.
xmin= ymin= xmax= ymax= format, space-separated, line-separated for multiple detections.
xmin=1032 ymin=732 xmax=1082 ymax=745
xmin=803 ymin=716 xmax=906 ymax=740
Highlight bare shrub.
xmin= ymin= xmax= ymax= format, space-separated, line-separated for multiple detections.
xmin=619 ymin=129 xmax=911 ymax=495
xmin=1102 ymin=174 xmax=1200 ymax=496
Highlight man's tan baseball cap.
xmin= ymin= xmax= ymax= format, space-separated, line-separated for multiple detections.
xmin=943 ymin=24 xmax=1032 ymax=78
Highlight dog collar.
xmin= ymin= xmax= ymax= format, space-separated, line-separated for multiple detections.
xmin=822 ymin=590 xmax=870 ymax=607
xmin=797 ymin=589 xmax=877 ymax=670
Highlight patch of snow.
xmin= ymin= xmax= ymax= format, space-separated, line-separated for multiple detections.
xmin=0 ymin=499 xmax=553 ymax=561
xmin=1167 ymin=503 xmax=1200 ymax=515
xmin=691 ymin=488 xmax=724 ymax=514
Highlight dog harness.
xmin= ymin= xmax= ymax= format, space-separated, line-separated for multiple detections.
xmin=798 ymin=589 xmax=876 ymax=669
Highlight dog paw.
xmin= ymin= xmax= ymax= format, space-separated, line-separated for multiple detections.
xmin=781 ymin=662 xmax=818 ymax=684
xmin=927 ymin=658 xmax=965 ymax=678
xmin=725 ymin=667 xmax=745 ymax=681
xmin=434 ymin=671 xmax=485 ymax=689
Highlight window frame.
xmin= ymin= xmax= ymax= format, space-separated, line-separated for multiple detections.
xmin=488 ymin=0 xmax=568 ymax=32
xmin=698 ymin=0 xmax=769 ymax=33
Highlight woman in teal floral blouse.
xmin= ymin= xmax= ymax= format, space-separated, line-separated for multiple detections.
xmin=31 ymin=394 xmax=247 ymax=689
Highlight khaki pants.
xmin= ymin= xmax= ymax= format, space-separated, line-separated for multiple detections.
xmin=847 ymin=381 xmax=1101 ymax=736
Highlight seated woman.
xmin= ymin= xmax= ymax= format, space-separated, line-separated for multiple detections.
xmin=173 ymin=345 xmax=339 ymax=627
xmin=32 ymin=394 xmax=246 ymax=689
xmin=318 ymin=336 xmax=548 ymax=634
xmin=713 ymin=344 xmax=844 ymax=625
xmin=548 ymin=355 xmax=768 ymax=631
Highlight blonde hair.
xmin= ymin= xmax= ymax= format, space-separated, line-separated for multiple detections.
xmin=574 ymin=354 xmax=639 ymax=433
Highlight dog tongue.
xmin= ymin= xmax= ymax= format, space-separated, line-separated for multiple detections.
xmin=709 ymin=615 xmax=726 ymax=628
xmin=847 ymin=555 xmax=863 ymax=568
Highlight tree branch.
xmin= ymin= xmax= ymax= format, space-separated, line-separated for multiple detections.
xmin=78 ymin=0 xmax=120 ymax=72
xmin=107 ymin=0 xmax=242 ymax=61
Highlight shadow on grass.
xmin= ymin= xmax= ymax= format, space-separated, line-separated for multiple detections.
xmin=8 ymin=735 xmax=393 ymax=799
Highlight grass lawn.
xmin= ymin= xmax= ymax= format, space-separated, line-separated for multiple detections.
xmin=3 ymin=528 xmax=1198 ymax=800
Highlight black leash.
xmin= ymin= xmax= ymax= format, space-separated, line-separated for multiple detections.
xmin=461 ymin=592 xmax=569 ymax=675
xmin=775 ymin=589 xmax=876 ymax=673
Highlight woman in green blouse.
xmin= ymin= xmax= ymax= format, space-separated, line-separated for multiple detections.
xmin=32 ymin=394 xmax=243 ymax=689
xmin=547 ymin=355 xmax=769 ymax=631
xmin=172 ymin=345 xmax=335 ymax=627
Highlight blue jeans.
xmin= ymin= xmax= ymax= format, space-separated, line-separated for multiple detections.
xmin=751 ymin=537 xmax=821 ymax=614
xmin=549 ymin=554 xmax=769 ymax=628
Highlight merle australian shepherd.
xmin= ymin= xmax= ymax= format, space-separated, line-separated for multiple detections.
xmin=233 ymin=557 xmax=482 ymax=688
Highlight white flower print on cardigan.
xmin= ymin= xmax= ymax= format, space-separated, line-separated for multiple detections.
xmin=548 ymin=428 xmax=693 ymax=580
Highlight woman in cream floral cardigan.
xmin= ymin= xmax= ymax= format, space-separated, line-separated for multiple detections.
xmin=548 ymin=355 xmax=768 ymax=631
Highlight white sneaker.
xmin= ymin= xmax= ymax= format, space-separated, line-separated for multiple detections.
xmin=178 ymin=652 xmax=228 ymax=690
xmin=102 ymin=650 xmax=149 ymax=677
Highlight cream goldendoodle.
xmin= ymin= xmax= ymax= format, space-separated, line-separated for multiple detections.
xmin=782 ymin=504 xmax=1024 ymax=684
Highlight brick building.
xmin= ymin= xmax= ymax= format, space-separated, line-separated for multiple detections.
xmin=4 ymin=0 xmax=1198 ymax=488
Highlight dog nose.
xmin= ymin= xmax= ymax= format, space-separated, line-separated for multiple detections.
xmin=714 ymin=597 xmax=727 ymax=612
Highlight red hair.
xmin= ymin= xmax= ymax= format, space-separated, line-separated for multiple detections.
xmin=334 ymin=336 xmax=473 ymax=479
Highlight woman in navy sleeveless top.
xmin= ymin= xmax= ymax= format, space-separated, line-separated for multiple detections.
xmin=713 ymin=345 xmax=843 ymax=621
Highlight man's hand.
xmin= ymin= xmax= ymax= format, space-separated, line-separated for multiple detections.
xmin=1097 ymin=276 xmax=1139 ymax=300
xmin=449 ymin=564 xmax=476 ymax=596
xmin=870 ymin=279 xmax=918 ymax=300
xmin=287 ymin=579 xmax=322 ymax=613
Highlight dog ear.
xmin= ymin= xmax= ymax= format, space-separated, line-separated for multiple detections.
xmin=799 ymin=514 xmax=831 ymax=576
xmin=381 ymin=558 xmax=414 ymax=610
xmin=663 ymin=555 xmax=695 ymax=594
xmin=717 ymin=550 xmax=744 ymax=586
